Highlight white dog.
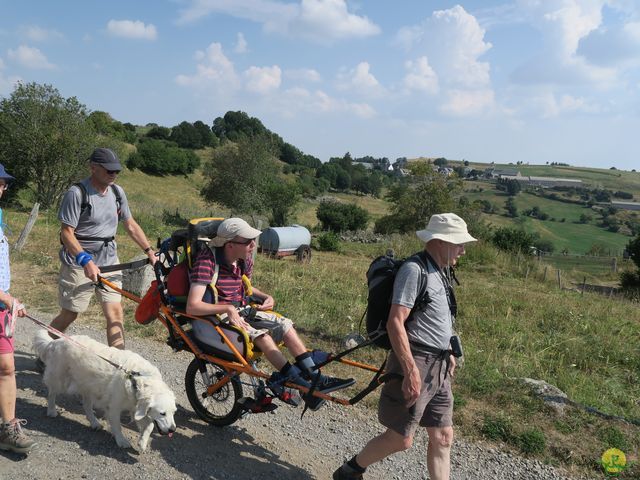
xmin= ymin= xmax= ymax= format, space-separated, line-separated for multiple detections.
xmin=33 ymin=330 xmax=177 ymax=452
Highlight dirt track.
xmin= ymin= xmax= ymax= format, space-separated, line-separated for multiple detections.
xmin=0 ymin=315 xmax=594 ymax=480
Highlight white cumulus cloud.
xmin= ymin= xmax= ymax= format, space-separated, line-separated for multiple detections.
xmin=0 ymin=58 xmax=22 ymax=95
xmin=511 ymin=0 xmax=619 ymax=86
xmin=396 ymin=5 xmax=492 ymax=88
xmin=403 ymin=57 xmax=439 ymax=94
xmin=7 ymin=45 xmax=55 ymax=69
xmin=107 ymin=20 xmax=157 ymax=40
xmin=177 ymin=0 xmax=380 ymax=43
xmin=244 ymin=65 xmax=281 ymax=94
xmin=440 ymin=89 xmax=495 ymax=116
xmin=21 ymin=25 xmax=64 ymax=42
xmin=175 ymin=42 xmax=239 ymax=90
xmin=280 ymin=87 xmax=375 ymax=118
xmin=336 ymin=62 xmax=384 ymax=96
xmin=284 ymin=68 xmax=322 ymax=82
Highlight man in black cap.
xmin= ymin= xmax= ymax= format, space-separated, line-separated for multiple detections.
xmin=44 ymin=148 xmax=156 ymax=350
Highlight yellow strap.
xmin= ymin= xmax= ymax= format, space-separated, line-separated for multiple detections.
xmin=242 ymin=274 xmax=252 ymax=296
xmin=209 ymin=263 xmax=220 ymax=304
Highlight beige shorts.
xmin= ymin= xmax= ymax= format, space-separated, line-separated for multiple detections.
xmin=246 ymin=310 xmax=293 ymax=344
xmin=58 ymin=262 xmax=123 ymax=313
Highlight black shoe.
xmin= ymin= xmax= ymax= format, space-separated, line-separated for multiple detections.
xmin=267 ymin=372 xmax=302 ymax=407
xmin=304 ymin=374 xmax=355 ymax=411
xmin=34 ymin=358 xmax=45 ymax=374
xmin=311 ymin=373 xmax=355 ymax=394
xmin=333 ymin=463 xmax=364 ymax=480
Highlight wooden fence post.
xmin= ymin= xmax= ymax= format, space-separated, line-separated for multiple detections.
xmin=13 ymin=202 xmax=39 ymax=251
xmin=581 ymin=276 xmax=586 ymax=295
xmin=557 ymin=269 xmax=561 ymax=289
xmin=543 ymin=266 xmax=548 ymax=282
xmin=611 ymin=257 xmax=617 ymax=273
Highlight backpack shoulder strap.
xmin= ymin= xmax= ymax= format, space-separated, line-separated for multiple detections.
xmin=73 ymin=182 xmax=90 ymax=217
xmin=209 ymin=263 xmax=220 ymax=304
xmin=110 ymin=184 xmax=122 ymax=215
xmin=407 ymin=251 xmax=430 ymax=312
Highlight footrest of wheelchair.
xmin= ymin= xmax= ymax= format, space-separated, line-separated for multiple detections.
xmin=237 ymin=396 xmax=279 ymax=414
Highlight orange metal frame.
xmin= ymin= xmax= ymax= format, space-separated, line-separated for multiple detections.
xmin=99 ymin=276 xmax=381 ymax=406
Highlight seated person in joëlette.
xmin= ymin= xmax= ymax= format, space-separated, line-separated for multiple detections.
xmin=185 ymin=218 xmax=354 ymax=410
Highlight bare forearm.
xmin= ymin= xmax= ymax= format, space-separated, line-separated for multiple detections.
xmin=60 ymin=225 xmax=85 ymax=258
xmin=123 ymin=218 xmax=152 ymax=251
xmin=387 ymin=305 xmax=417 ymax=376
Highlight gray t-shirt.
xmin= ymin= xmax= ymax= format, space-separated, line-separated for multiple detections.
xmin=58 ymin=178 xmax=132 ymax=267
xmin=392 ymin=258 xmax=453 ymax=350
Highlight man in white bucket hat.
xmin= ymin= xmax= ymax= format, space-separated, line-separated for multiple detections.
xmin=334 ymin=213 xmax=476 ymax=480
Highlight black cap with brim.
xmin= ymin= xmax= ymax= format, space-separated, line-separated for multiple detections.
xmin=0 ymin=164 xmax=15 ymax=182
xmin=89 ymin=148 xmax=122 ymax=171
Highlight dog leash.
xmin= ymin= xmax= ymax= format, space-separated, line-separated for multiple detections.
xmin=25 ymin=313 xmax=140 ymax=381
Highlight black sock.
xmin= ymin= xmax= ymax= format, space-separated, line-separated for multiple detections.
xmin=280 ymin=362 xmax=293 ymax=376
xmin=347 ymin=456 xmax=366 ymax=473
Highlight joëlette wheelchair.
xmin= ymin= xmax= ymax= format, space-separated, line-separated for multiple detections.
xmin=100 ymin=218 xmax=388 ymax=426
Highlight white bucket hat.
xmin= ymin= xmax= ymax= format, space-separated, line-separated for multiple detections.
xmin=209 ymin=218 xmax=262 ymax=247
xmin=416 ymin=213 xmax=477 ymax=245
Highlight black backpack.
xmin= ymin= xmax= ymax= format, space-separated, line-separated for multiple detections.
xmin=365 ymin=250 xmax=431 ymax=349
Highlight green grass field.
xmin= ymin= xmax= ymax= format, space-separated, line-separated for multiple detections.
xmin=4 ymin=160 xmax=640 ymax=478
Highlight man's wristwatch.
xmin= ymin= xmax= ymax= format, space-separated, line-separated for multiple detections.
xmin=143 ymin=246 xmax=153 ymax=253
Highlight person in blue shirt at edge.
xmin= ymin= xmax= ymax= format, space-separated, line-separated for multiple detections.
xmin=186 ymin=218 xmax=355 ymax=410
xmin=334 ymin=213 xmax=477 ymax=480
xmin=0 ymin=163 xmax=36 ymax=454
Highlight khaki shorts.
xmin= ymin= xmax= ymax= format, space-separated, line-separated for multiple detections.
xmin=378 ymin=350 xmax=453 ymax=437
xmin=58 ymin=262 xmax=123 ymax=313
xmin=245 ymin=310 xmax=293 ymax=344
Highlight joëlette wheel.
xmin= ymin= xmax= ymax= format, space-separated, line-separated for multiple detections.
xmin=184 ymin=358 xmax=243 ymax=426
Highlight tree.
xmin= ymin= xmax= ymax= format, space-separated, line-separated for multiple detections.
xmin=170 ymin=121 xmax=201 ymax=148
xmin=505 ymin=197 xmax=518 ymax=217
xmin=193 ymin=120 xmax=217 ymax=147
xmin=264 ymin=180 xmax=300 ymax=226
xmin=146 ymin=126 xmax=171 ymax=140
xmin=201 ymin=139 xmax=298 ymax=224
xmin=0 ymin=82 xmax=96 ymax=208
xmin=627 ymin=234 xmax=640 ymax=269
xmin=316 ymin=200 xmax=369 ymax=232
xmin=433 ymin=157 xmax=448 ymax=166
xmin=127 ymin=138 xmax=200 ymax=175
xmin=492 ymin=227 xmax=538 ymax=253
xmin=375 ymin=163 xmax=460 ymax=234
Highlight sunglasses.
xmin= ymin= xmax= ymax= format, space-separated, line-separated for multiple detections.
xmin=0 ymin=183 xmax=8 ymax=191
xmin=229 ymin=238 xmax=254 ymax=245
xmin=100 ymin=165 xmax=120 ymax=175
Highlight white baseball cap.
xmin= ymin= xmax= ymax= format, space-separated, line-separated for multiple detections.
xmin=209 ymin=218 xmax=262 ymax=247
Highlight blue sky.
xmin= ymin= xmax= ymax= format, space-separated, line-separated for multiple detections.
xmin=1 ymin=0 xmax=639 ymax=170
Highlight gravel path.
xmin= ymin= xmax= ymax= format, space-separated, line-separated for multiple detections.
xmin=1 ymin=314 xmax=597 ymax=480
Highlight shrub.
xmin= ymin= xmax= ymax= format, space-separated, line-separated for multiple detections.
xmin=481 ymin=415 xmax=512 ymax=442
xmin=315 ymin=232 xmax=340 ymax=252
xmin=598 ymin=426 xmax=630 ymax=451
xmin=492 ymin=227 xmax=538 ymax=254
xmin=316 ymin=200 xmax=369 ymax=232
xmin=516 ymin=428 xmax=546 ymax=454
xmin=374 ymin=215 xmax=404 ymax=235
xmin=128 ymin=138 xmax=200 ymax=175
xmin=533 ymin=239 xmax=555 ymax=254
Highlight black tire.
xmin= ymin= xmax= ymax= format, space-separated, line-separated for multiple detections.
xmin=296 ymin=245 xmax=312 ymax=263
xmin=184 ymin=358 xmax=244 ymax=426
